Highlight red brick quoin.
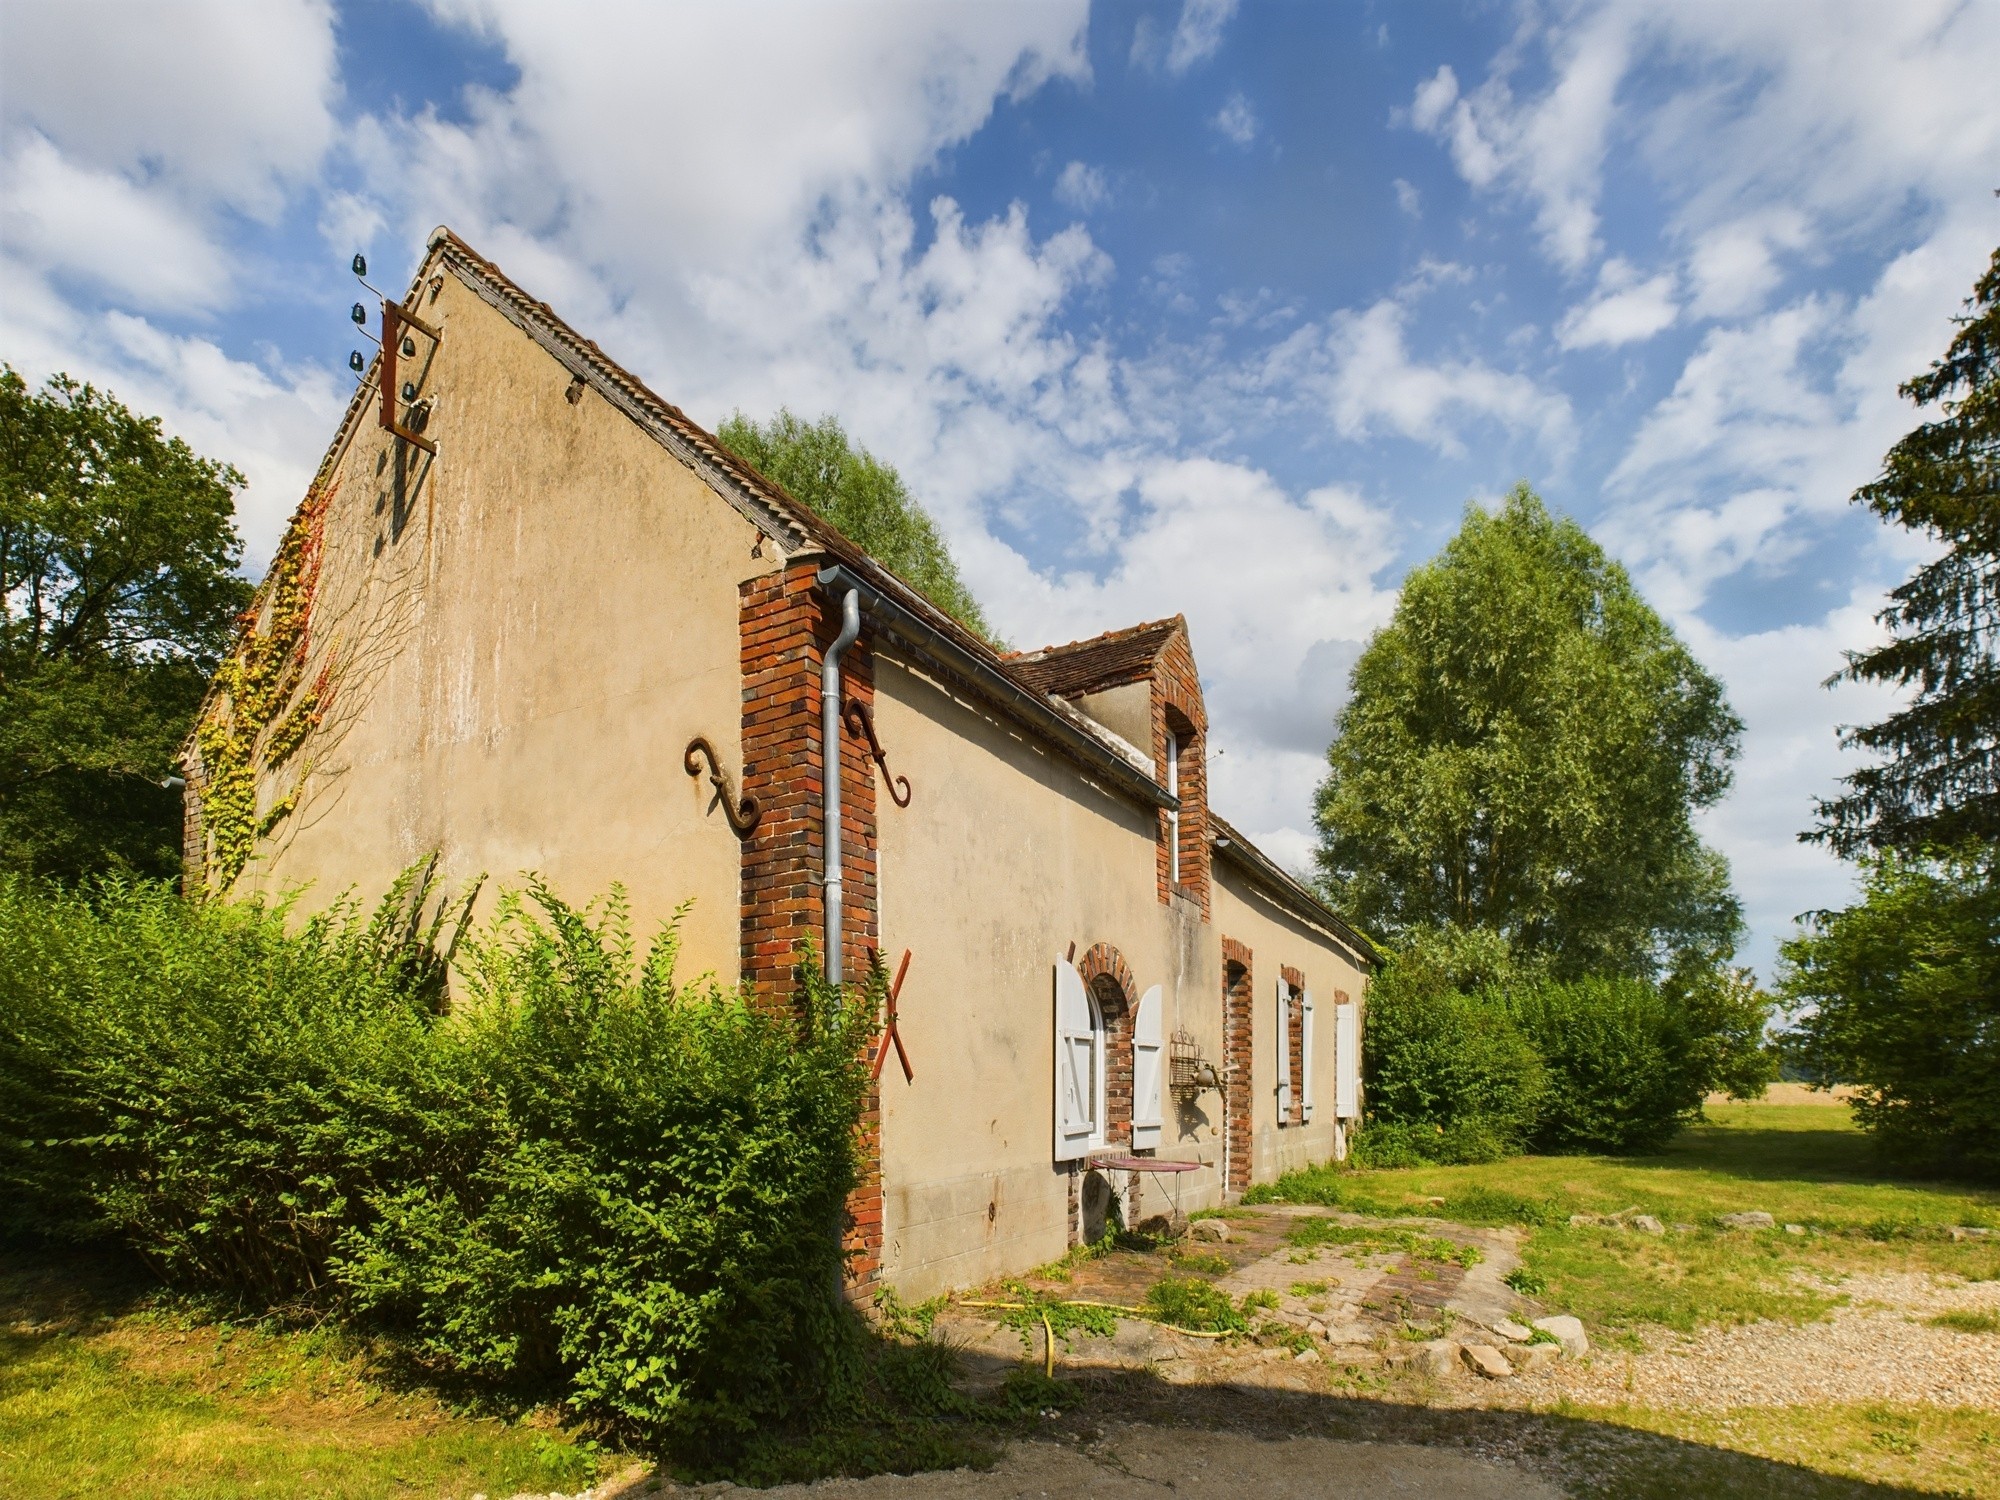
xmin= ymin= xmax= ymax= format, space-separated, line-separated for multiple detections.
xmin=738 ymin=559 xmax=883 ymax=1287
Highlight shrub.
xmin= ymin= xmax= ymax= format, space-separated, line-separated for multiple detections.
xmin=1506 ymin=976 xmax=1704 ymax=1153
xmin=1778 ymin=851 xmax=2000 ymax=1178
xmin=1360 ymin=928 xmax=1545 ymax=1153
xmin=0 ymin=871 xmax=876 ymax=1457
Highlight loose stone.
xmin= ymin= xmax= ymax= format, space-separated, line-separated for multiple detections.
xmin=1461 ymin=1343 xmax=1514 ymax=1379
xmin=1532 ymin=1315 xmax=1590 ymax=1358
xmin=1718 ymin=1211 xmax=1776 ymax=1231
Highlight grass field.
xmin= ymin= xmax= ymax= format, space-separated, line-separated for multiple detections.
xmin=1261 ymin=1098 xmax=2000 ymax=1341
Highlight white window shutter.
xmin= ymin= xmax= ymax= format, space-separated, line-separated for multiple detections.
xmin=1054 ymin=958 xmax=1094 ymax=1162
xmin=1132 ymin=984 xmax=1165 ymax=1149
xmin=1336 ymin=1001 xmax=1361 ymax=1119
xmin=1274 ymin=977 xmax=1292 ymax=1121
xmin=1300 ymin=990 xmax=1316 ymax=1122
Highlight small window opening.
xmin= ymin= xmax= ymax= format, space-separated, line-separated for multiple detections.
xmin=1166 ymin=729 xmax=1181 ymax=885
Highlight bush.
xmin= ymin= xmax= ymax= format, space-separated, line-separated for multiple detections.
xmin=0 ymin=871 xmax=876 ymax=1457
xmin=1506 ymin=976 xmax=1704 ymax=1153
xmin=1360 ymin=927 xmax=1545 ymax=1153
xmin=1778 ymin=850 xmax=2000 ymax=1178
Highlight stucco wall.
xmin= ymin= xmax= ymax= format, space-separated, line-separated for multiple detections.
xmin=1211 ymin=865 xmax=1371 ymax=1183
xmin=872 ymin=653 xmax=1229 ymax=1299
xmin=224 ymin=254 xmax=767 ymax=985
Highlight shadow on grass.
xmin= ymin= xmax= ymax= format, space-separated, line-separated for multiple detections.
xmin=1628 ymin=1121 xmax=2000 ymax=1201
xmin=992 ymin=1366 xmax=1953 ymax=1500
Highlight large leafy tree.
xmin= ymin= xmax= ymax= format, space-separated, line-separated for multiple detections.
xmin=0 ymin=369 xmax=251 ymax=880
xmin=717 ymin=408 xmax=997 ymax=644
xmin=1815 ymin=248 xmax=2000 ymax=856
xmin=1315 ymin=484 xmax=1743 ymax=978
xmin=1778 ymin=848 xmax=2000 ymax=1177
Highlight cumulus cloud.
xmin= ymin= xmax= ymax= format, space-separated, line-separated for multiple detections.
xmin=1131 ymin=0 xmax=1240 ymax=76
xmin=1392 ymin=177 xmax=1421 ymax=218
xmin=1213 ymin=93 xmax=1259 ymax=146
xmin=1555 ymin=257 xmax=1679 ymax=349
xmin=1053 ymin=160 xmax=1110 ymax=213
xmin=1268 ymin=297 xmax=1573 ymax=458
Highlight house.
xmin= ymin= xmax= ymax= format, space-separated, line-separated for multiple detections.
xmin=181 ymin=227 xmax=1375 ymax=1299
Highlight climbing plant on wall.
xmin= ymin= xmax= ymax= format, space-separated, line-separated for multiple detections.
xmin=194 ymin=481 xmax=339 ymax=888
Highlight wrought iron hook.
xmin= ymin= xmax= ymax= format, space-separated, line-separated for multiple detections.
xmin=843 ymin=699 xmax=911 ymax=807
xmin=683 ymin=736 xmax=761 ymax=837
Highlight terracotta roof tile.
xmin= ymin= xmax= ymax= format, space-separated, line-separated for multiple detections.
xmin=1007 ymin=617 xmax=1182 ymax=698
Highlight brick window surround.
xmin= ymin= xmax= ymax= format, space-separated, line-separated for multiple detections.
xmin=1280 ymin=964 xmax=1306 ymax=1127
xmin=1221 ymin=937 xmax=1254 ymax=1193
xmin=1076 ymin=942 xmax=1137 ymax=1149
xmin=1152 ymin=630 xmax=1209 ymax=916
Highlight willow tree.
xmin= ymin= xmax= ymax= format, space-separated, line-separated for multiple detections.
xmin=718 ymin=408 xmax=996 ymax=645
xmin=1314 ymin=484 xmax=1742 ymax=979
xmin=1815 ymin=247 xmax=2000 ymax=856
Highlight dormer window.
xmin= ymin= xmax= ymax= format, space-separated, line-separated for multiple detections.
xmin=1166 ymin=729 xmax=1181 ymax=885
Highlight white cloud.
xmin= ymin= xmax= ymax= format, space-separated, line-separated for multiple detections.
xmin=1404 ymin=10 xmax=1631 ymax=272
xmin=1165 ymin=0 xmax=1240 ymax=75
xmin=0 ymin=0 xmax=338 ymax=217
xmin=1213 ymin=93 xmax=1259 ymax=147
xmin=1392 ymin=177 xmax=1421 ymax=218
xmin=1686 ymin=210 xmax=1809 ymax=319
xmin=1053 ymin=160 xmax=1110 ymax=213
xmin=1555 ymin=256 xmax=1678 ymax=349
xmin=1680 ymin=597 xmax=1899 ymax=979
xmin=3 ymin=136 xmax=224 ymax=313
xmin=1270 ymin=296 xmax=1574 ymax=458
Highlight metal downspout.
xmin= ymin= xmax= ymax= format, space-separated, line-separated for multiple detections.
xmin=822 ymin=588 xmax=862 ymax=988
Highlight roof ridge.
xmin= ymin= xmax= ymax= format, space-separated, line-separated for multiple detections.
xmin=1007 ymin=614 xmax=1183 ymax=664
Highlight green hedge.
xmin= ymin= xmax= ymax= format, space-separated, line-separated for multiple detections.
xmin=1506 ymin=976 xmax=1705 ymax=1154
xmin=0 ymin=872 xmax=874 ymax=1455
xmin=1358 ymin=924 xmax=1768 ymax=1159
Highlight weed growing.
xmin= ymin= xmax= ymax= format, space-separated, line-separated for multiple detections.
xmin=1286 ymin=1217 xmax=1483 ymax=1268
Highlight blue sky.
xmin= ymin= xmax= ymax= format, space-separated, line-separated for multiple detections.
xmin=5 ymin=0 xmax=1998 ymax=978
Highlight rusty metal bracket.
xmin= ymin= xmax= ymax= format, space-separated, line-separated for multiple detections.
xmin=380 ymin=301 xmax=439 ymax=455
xmin=843 ymin=698 xmax=911 ymax=807
xmin=684 ymin=736 xmax=761 ymax=837
xmin=868 ymin=946 xmax=914 ymax=1083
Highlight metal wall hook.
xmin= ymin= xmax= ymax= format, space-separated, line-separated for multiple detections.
xmin=842 ymin=698 xmax=911 ymax=806
xmin=684 ymin=736 xmax=761 ymax=836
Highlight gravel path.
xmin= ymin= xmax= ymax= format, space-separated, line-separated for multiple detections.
xmin=1541 ymin=1271 xmax=2000 ymax=1410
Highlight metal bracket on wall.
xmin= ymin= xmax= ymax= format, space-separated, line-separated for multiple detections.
xmin=380 ymin=299 xmax=441 ymax=455
xmin=867 ymin=946 xmax=915 ymax=1082
xmin=684 ymin=736 xmax=761 ymax=837
xmin=842 ymin=698 xmax=911 ymax=806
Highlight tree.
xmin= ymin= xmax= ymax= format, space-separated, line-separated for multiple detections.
xmin=1778 ymin=849 xmax=2000 ymax=1177
xmin=1314 ymin=483 xmax=1743 ymax=978
xmin=0 ymin=368 xmax=251 ymax=880
xmin=1814 ymin=248 xmax=2000 ymax=856
xmin=717 ymin=408 xmax=997 ymax=643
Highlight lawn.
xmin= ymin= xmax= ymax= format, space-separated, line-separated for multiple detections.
xmin=0 ymin=1250 xmax=610 ymax=1500
xmin=1259 ymin=1097 xmax=2000 ymax=1340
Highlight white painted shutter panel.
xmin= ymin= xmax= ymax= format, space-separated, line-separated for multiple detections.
xmin=1054 ymin=958 xmax=1095 ymax=1162
xmin=1300 ymin=990 xmax=1316 ymax=1122
xmin=1274 ymin=977 xmax=1292 ymax=1121
xmin=1132 ymin=984 xmax=1165 ymax=1149
xmin=1336 ymin=1002 xmax=1361 ymax=1119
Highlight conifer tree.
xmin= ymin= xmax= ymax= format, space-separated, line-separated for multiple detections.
xmin=1816 ymin=247 xmax=2000 ymax=855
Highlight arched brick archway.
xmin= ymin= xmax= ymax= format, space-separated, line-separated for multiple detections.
xmin=1077 ymin=943 xmax=1137 ymax=1146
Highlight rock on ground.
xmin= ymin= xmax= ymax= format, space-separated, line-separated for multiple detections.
xmin=1532 ymin=1316 xmax=1589 ymax=1358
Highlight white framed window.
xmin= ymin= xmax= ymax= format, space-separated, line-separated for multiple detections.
xmin=1165 ymin=730 xmax=1181 ymax=885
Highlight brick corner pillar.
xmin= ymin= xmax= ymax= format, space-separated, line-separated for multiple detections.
xmin=738 ymin=560 xmax=883 ymax=1290
xmin=1221 ymin=937 xmax=1254 ymax=1194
